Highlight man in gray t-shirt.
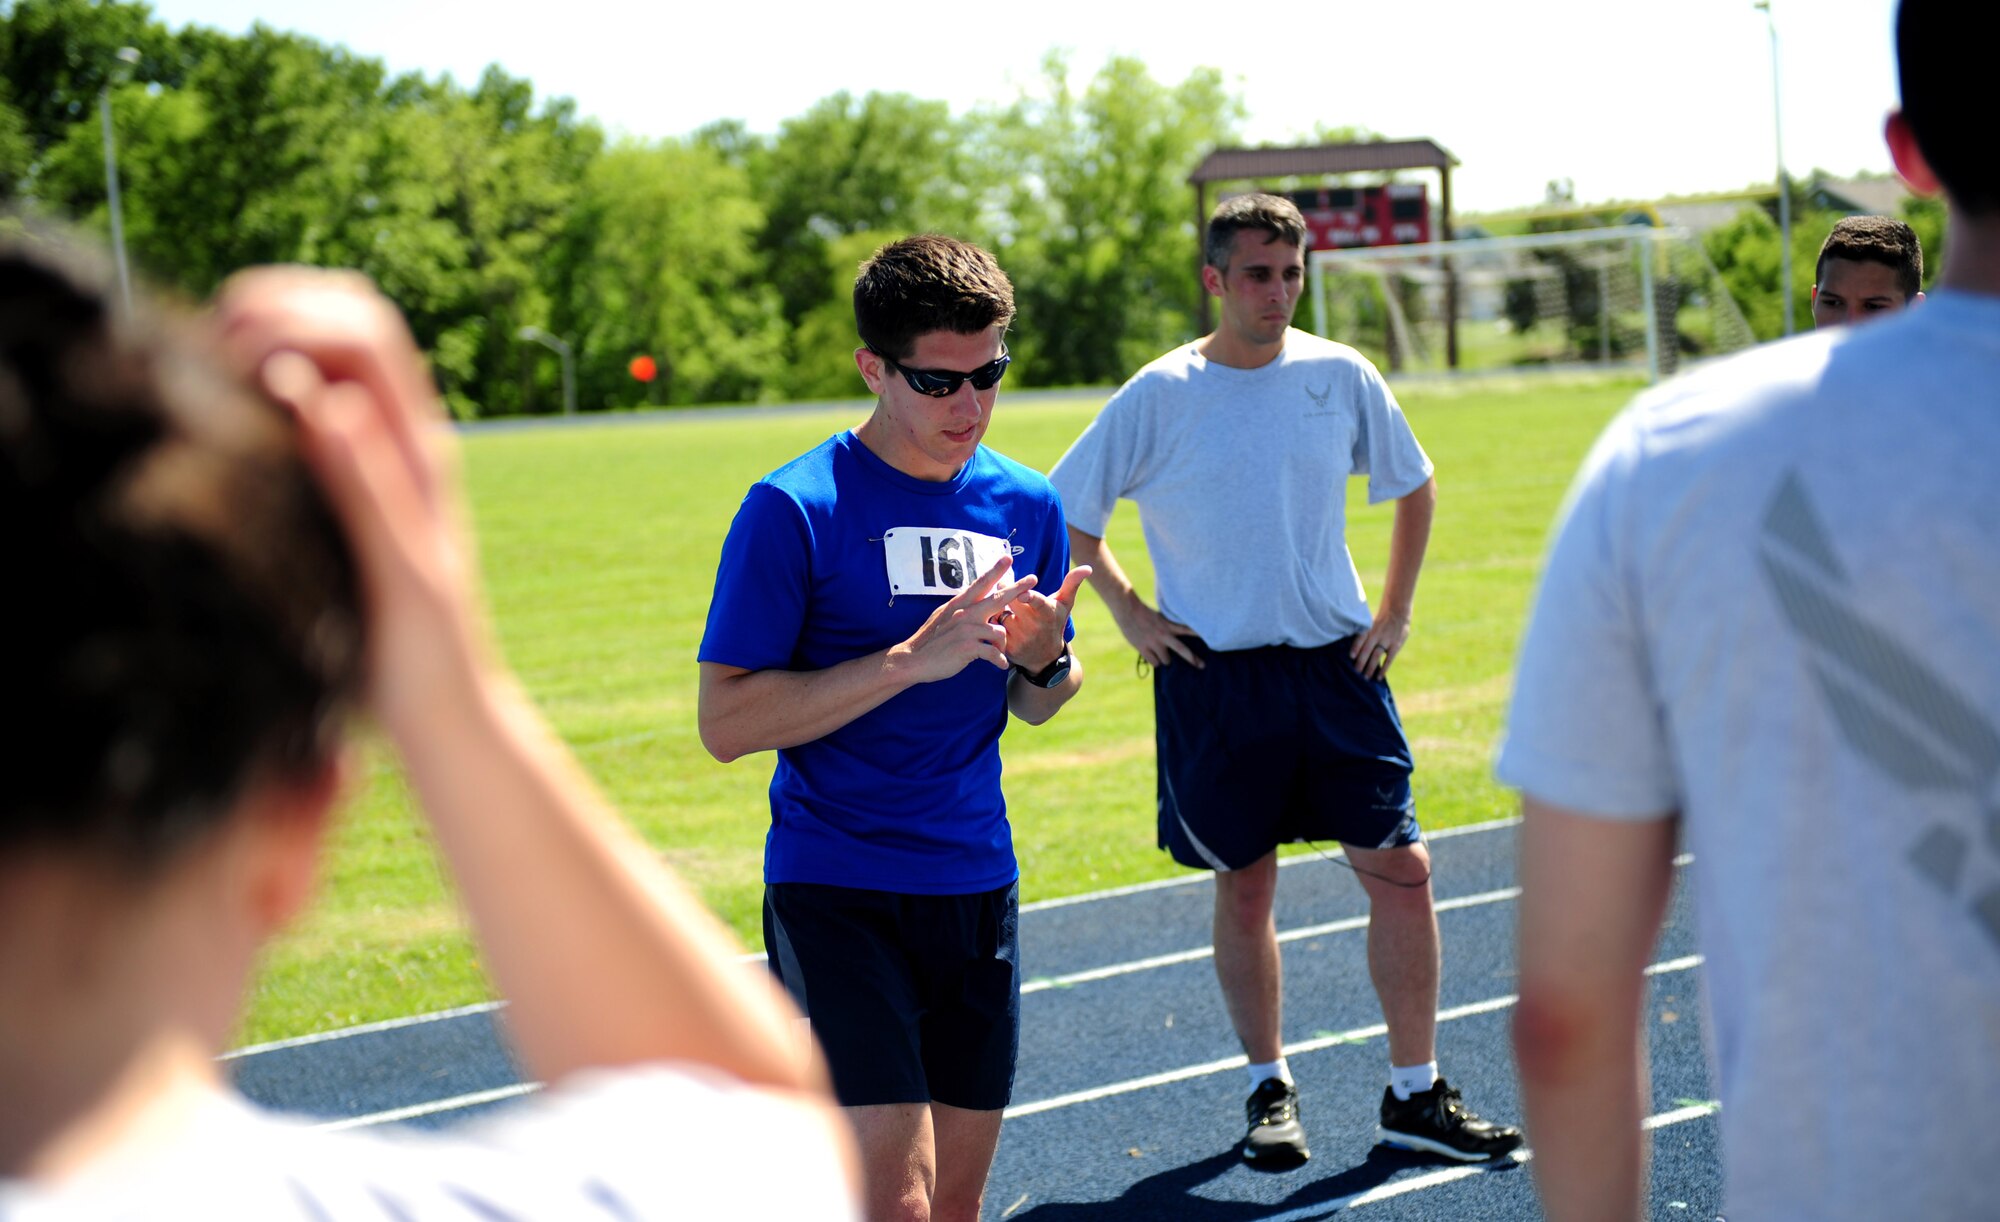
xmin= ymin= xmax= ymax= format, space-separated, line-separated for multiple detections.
xmin=1050 ymin=194 xmax=1520 ymax=1168
xmin=1499 ymin=4 xmax=2000 ymax=1216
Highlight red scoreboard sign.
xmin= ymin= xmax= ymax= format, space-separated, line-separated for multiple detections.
xmin=1287 ymin=183 xmax=1430 ymax=251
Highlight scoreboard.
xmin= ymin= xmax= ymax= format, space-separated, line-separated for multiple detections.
xmin=1287 ymin=183 xmax=1430 ymax=251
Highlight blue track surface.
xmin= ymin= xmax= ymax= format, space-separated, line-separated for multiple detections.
xmin=227 ymin=819 xmax=1722 ymax=1219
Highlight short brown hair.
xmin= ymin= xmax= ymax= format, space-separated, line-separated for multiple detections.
xmin=853 ymin=234 xmax=1015 ymax=362
xmin=1 ymin=238 xmax=363 ymax=870
xmin=1816 ymin=215 xmax=1924 ymax=300
xmin=1204 ymin=194 xmax=1308 ymax=272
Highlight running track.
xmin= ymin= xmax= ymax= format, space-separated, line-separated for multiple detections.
xmin=226 ymin=818 xmax=1722 ymax=1219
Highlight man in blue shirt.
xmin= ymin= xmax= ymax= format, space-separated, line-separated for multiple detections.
xmin=699 ymin=234 xmax=1087 ymax=1222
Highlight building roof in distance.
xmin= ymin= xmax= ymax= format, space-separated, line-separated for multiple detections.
xmin=1189 ymin=139 xmax=1458 ymax=185
xmin=1807 ymin=174 xmax=1909 ymax=216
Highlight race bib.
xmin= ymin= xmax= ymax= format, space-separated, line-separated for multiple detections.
xmin=881 ymin=527 xmax=1018 ymax=598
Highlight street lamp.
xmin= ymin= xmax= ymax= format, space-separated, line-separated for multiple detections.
xmin=1754 ymin=0 xmax=1794 ymax=335
xmin=100 ymin=45 xmax=142 ymax=314
xmin=516 ymin=325 xmax=576 ymax=416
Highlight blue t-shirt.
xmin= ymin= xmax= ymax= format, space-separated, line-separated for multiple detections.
xmin=699 ymin=431 xmax=1071 ymax=894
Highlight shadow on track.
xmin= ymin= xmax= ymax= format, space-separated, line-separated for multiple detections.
xmin=1007 ymin=1144 xmax=1527 ymax=1221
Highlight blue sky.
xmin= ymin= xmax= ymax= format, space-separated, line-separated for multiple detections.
xmin=146 ymin=0 xmax=1904 ymax=215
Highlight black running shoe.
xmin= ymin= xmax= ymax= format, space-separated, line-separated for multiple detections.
xmin=1377 ymin=1078 xmax=1524 ymax=1162
xmin=1242 ymin=1078 xmax=1310 ymax=1167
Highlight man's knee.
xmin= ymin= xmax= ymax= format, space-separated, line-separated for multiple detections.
xmin=1213 ymin=852 xmax=1279 ymax=926
xmin=858 ymin=1146 xmax=932 ymax=1222
xmin=865 ymin=1161 xmax=934 ymax=1222
xmin=850 ymin=1103 xmax=934 ymax=1222
xmin=877 ymin=1189 xmax=933 ymax=1222
xmin=1346 ymin=841 xmax=1434 ymax=899
xmin=928 ymin=1103 xmax=1001 ymax=1222
xmin=928 ymin=1192 xmax=984 ymax=1222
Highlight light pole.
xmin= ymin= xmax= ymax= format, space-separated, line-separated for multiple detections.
xmin=516 ymin=325 xmax=576 ymax=416
xmin=99 ymin=46 xmax=142 ymax=314
xmin=1755 ymin=0 xmax=1794 ymax=335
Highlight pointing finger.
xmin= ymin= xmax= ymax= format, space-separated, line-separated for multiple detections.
xmin=983 ymin=574 xmax=1038 ymax=610
xmin=946 ymin=553 xmax=1014 ymax=607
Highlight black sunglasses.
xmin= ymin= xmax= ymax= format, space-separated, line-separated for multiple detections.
xmin=870 ymin=345 xmax=1011 ymax=398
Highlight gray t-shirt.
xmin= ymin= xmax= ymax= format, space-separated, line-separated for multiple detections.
xmin=1496 ymin=294 xmax=2000 ymax=1220
xmin=1048 ymin=329 xmax=1433 ymax=650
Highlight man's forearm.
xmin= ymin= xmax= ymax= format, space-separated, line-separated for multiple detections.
xmin=408 ymin=666 xmax=826 ymax=1092
xmin=1379 ymin=476 xmax=1437 ymax=617
xmin=1006 ymin=651 xmax=1083 ymax=725
xmin=702 ymin=557 xmax=1034 ymax=760
xmin=698 ymin=652 xmax=919 ymax=763
xmin=1068 ymin=527 xmax=1141 ymax=622
xmin=1513 ymin=985 xmax=1651 ymax=1222
xmin=1067 ymin=524 xmax=1204 ymax=669
xmin=1512 ymin=798 xmax=1678 ymax=1222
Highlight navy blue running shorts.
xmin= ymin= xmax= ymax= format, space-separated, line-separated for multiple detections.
xmin=762 ymin=879 xmax=1020 ymax=1111
xmin=1154 ymin=635 xmax=1421 ymax=872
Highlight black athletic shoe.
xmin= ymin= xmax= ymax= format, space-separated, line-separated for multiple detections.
xmin=1377 ymin=1078 xmax=1524 ymax=1162
xmin=1242 ymin=1078 xmax=1310 ymax=1167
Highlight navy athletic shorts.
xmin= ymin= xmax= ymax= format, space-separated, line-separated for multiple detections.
xmin=1154 ymin=634 xmax=1420 ymax=872
xmin=762 ymin=879 xmax=1020 ymax=1110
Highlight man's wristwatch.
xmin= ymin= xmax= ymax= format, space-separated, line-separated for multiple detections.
xmin=1013 ymin=644 xmax=1072 ymax=689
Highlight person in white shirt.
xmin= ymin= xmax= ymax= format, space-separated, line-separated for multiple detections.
xmin=0 ymin=248 xmax=859 ymax=1219
xmin=1050 ymin=194 xmax=1519 ymax=1169
xmin=1500 ymin=2 xmax=2000 ymax=1216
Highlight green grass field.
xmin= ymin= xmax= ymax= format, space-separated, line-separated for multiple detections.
xmin=240 ymin=374 xmax=1641 ymax=1046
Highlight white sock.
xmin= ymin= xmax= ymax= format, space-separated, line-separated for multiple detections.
xmin=1247 ymin=1058 xmax=1293 ymax=1091
xmin=1390 ymin=1061 xmax=1438 ymax=1101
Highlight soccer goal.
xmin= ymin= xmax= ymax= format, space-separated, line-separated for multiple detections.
xmin=1307 ymin=226 xmax=1756 ymax=382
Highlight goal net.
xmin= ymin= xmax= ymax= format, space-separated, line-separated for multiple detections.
xmin=1307 ymin=226 xmax=1756 ymax=381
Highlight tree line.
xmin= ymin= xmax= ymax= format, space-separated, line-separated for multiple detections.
xmin=2 ymin=0 xmax=1240 ymax=416
xmin=7 ymin=2 xmax=1912 ymax=413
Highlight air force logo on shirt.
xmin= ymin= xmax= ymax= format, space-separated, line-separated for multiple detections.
xmin=882 ymin=527 xmax=1018 ymax=597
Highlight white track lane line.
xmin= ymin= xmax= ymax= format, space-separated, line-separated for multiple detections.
xmin=233 ymin=816 xmax=1536 ymax=1057
xmin=311 ymin=1084 xmax=541 ymax=1132
xmin=1237 ymin=1100 xmax=1721 ymax=1219
xmin=223 ymin=1000 xmax=508 ymax=1060
xmin=1023 ymin=885 xmax=1523 ymax=994
xmin=1022 ymin=853 xmax=1690 ymax=997
xmin=1004 ymin=955 xmax=1703 ymax=1119
xmin=315 ymin=955 xmax=1705 ymax=1132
